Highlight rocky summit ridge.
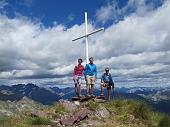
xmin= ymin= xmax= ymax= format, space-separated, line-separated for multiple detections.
xmin=0 ymin=97 xmax=170 ymax=127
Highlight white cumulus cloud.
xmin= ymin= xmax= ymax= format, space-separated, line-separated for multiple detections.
xmin=0 ymin=0 xmax=170 ymax=87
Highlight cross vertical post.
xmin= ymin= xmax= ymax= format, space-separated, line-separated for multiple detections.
xmin=85 ymin=12 xmax=89 ymax=64
xmin=72 ymin=12 xmax=104 ymax=64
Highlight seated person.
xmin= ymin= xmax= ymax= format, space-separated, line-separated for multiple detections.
xmin=100 ymin=68 xmax=114 ymax=100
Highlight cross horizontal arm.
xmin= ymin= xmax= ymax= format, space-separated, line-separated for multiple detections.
xmin=72 ymin=34 xmax=87 ymax=41
xmin=86 ymin=27 xmax=104 ymax=37
xmin=72 ymin=27 xmax=104 ymax=41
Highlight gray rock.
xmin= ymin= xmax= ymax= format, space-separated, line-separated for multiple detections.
xmin=96 ymin=107 xmax=110 ymax=118
xmin=128 ymin=114 xmax=135 ymax=122
xmin=0 ymin=109 xmax=14 ymax=117
xmin=59 ymin=99 xmax=78 ymax=112
xmin=94 ymin=98 xmax=106 ymax=103
xmin=111 ymin=111 xmax=116 ymax=116
xmin=30 ymin=110 xmax=47 ymax=117
xmin=60 ymin=108 xmax=91 ymax=126
xmin=74 ymin=101 xmax=80 ymax=106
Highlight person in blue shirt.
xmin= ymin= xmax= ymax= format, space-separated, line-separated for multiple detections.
xmin=84 ymin=57 xmax=97 ymax=97
xmin=100 ymin=68 xmax=114 ymax=100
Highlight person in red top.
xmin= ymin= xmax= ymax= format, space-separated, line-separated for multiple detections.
xmin=73 ymin=58 xmax=84 ymax=97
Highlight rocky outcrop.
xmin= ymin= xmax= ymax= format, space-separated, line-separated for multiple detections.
xmin=59 ymin=99 xmax=78 ymax=112
xmin=96 ymin=107 xmax=110 ymax=118
xmin=59 ymin=108 xmax=91 ymax=126
xmin=30 ymin=110 xmax=47 ymax=117
xmin=94 ymin=98 xmax=106 ymax=103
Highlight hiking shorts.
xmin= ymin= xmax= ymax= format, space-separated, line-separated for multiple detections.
xmin=86 ymin=75 xmax=95 ymax=85
xmin=101 ymin=82 xmax=112 ymax=89
xmin=74 ymin=75 xmax=82 ymax=85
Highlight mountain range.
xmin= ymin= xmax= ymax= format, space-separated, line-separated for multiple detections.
xmin=0 ymin=83 xmax=170 ymax=115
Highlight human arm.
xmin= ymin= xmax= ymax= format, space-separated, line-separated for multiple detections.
xmin=73 ymin=66 xmax=77 ymax=80
xmin=83 ymin=64 xmax=87 ymax=80
xmin=101 ymin=74 xmax=104 ymax=83
xmin=94 ymin=65 xmax=97 ymax=79
xmin=109 ymin=74 xmax=114 ymax=88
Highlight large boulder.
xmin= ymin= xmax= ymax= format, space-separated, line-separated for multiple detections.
xmin=60 ymin=108 xmax=91 ymax=126
xmin=96 ymin=107 xmax=110 ymax=118
xmin=59 ymin=99 xmax=78 ymax=112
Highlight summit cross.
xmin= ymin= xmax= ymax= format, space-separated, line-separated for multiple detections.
xmin=72 ymin=12 xmax=104 ymax=63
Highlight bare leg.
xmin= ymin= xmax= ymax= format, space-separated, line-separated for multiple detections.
xmin=89 ymin=84 xmax=91 ymax=95
xmin=77 ymin=79 xmax=80 ymax=97
xmin=86 ymin=83 xmax=89 ymax=96
xmin=111 ymin=86 xmax=114 ymax=100
xmin=107 ymin=88 xmax=111 ymax=101
xmin=86 ymin=77 xmax=90 ymax=96
xmin=79 ymin=78 xmax=81 ymax=97
xmin=78 ymin=84 xmax=81 ymax=97
xmin=100 ymin=83 xmax=104 ymax=96
xmin=91 ymin=84 xmax=94 ymax=96
xmin=77 ymin=84 xmax=80 ymax=97
xmin=75 ymin=83 xmax=78 ymax=96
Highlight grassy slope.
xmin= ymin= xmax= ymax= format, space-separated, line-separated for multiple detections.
xmin=0 ymin=99 xmax=170 ymax=127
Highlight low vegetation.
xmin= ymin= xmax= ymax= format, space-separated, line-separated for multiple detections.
xmin=0 ymin=99 xmax=170 ymax=127
xmin=158 ymin=116 xmax=170 ymax=127
xmin=29 ymin=117 xmax=51 ymax=125
xmin=86 ymin=100 xmax=100 ymax=111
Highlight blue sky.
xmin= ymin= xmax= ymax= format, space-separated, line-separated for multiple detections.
xmin=2 ymin=0 xmax=108 ymax=27
xmin=2 ymin=0 xmax=164 ymax=27
xmin=0 ymin=0 xmax=170 ymax=87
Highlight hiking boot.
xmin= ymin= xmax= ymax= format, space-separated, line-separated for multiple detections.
xmin=85 ymin=94 xmax=90 ymax=97
xmin=79 ymin=95 xmax=84 ymax=98
xmin=91 ymin=94 xmax=96 ymax=98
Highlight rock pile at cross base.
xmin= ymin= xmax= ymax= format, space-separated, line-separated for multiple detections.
xmin=51 ymin=99 xmax=117 ymax=127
